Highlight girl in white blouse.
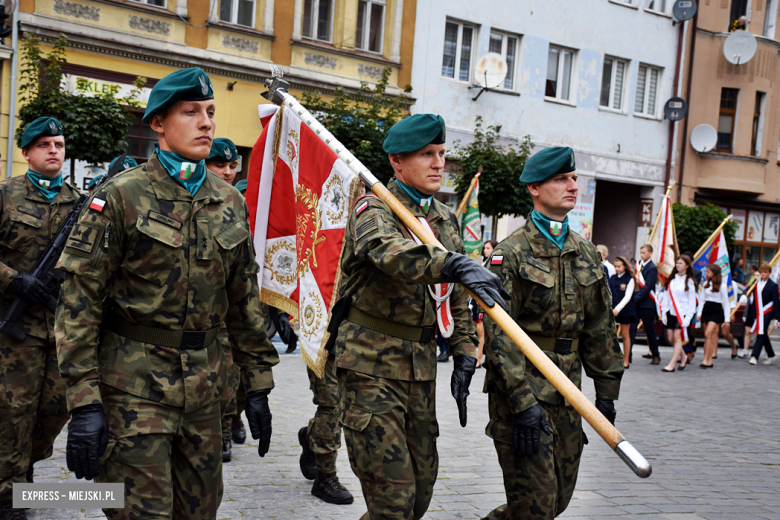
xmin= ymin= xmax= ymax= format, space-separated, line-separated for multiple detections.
xmin=696 ymin=264 xmax=732 ymax=368
xmin=661 ymin=255 xmax=698 ymax=372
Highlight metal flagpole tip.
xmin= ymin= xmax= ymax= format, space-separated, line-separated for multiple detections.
xmin=615 ymin=440 xmax=652 ymax=478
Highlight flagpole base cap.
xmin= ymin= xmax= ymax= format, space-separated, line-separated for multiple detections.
xmin=615 ymin=440 xmax=652 ymax=478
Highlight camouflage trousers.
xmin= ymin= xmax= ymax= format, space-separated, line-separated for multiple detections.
xmin=306 ymin=354 xmax=341 ymax=474
xmin=0 ymin=334 xmax=68 ymax=501
xmin=220 ymin=357 xmax=244 ymax=439
xmin=483 ymin=396 xmax=584 ymax=520
xmin=98 ymin=384 xmax=223 ymax=520
xmin=337 ymin=369 xmax=438 ymax=520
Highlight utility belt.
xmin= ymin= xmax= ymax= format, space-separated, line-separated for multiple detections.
xmin=527 ymin=334 xmax=579 ymax=355
xmin=105 ymin=311 xmax=220 ymax=350
xmin=346 ymin=306 xmax=436 ymax=343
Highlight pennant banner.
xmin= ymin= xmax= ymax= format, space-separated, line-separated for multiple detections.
xmin=246 ymin=104 xmax=358 ymax=377
xmin=461 ymin=177 xmax=481 ymax=260
xmin=651 ymin=195 xmax=678 ymax=281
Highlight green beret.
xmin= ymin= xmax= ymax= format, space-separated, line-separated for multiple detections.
xmin=383 ymin=114 xmax=446 ymax=154
xmin=21 ymin=117 xmax=64 ymax=149
xmin=206 ymin=138 xmax=238 ymax=162
xmin=142 ymin=68 xmax=214 ymax=124
xmin=520 ymin=146 xmax=576 ymax=184
xmin=108 ymin=155 xmax=138 ymax=173
xmin=87 ymin=174 xmax=105 ymax=191
xmin=235 ymin=178 xmax=248 ymax=193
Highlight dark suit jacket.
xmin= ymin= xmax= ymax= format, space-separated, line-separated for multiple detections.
xmin=634 ymin=260 xmax=658 ymax=310
xmin=753 ymin=279 xmax=780 ymax=330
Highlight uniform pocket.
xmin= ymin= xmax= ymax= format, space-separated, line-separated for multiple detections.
xmin=0 ymin=212 xmax=43 ymax=253
xmin=340 ymin=404 xmax=386 ymax=483
xmin=122 ymin=218 xmax=183 ymax=287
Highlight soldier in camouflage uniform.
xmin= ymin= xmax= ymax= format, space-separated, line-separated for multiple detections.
xmin=0 ymin=117 xmax=77 ymax=520
xmin=54 ymin=68 xmax=279 ymax=520
xmin=481 ymin=146 xmax=623 ymax=520
xmin=335 ymin=114 xmax=509 ymax=520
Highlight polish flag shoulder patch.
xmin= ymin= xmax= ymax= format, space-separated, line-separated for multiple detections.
xmin=355 ymin=201 xmax=369 ymax=216
xmin=491 ymin=255 xmax=504 ymax=265
xmin=89 ymin=198 xmax=106 ymax=212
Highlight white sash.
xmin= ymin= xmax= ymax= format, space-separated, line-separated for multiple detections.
xmin=751 ymin=283 xmax=774 ymax=335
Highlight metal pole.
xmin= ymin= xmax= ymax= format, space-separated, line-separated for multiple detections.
xmin=262 ymin=74 xmax=652 ymax=479
xmin=455 ymin=170 xmax=480 ymax=219
xmin=5 ymin=0 xmax=19 ymax=179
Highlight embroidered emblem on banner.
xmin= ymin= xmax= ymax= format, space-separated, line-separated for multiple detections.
xmin=265 ymin=240 xmax=297 ymax=285
xmin=295 ymin=185 xmax=325 ymax=276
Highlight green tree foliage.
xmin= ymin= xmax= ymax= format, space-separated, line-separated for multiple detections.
xmin=451 ymin=117 xmax=533 ymax=223
xmin=15 ymin=33 xmax=145 ymax=182
xmin=300 ymin=67 xmax=412 ymax=185
xmin=672 ymin=202 xmax=738 ymax=256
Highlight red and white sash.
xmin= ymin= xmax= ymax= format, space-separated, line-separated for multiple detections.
xmin=751 ymin=283 xmax=774 ymax=335
xmin=406 ymin=217 xmax=454 ymax=338
xmin=668 ymin=284 xmax=689 ymax=342
xmin=636 ymin=261 xmax=661 ymax=316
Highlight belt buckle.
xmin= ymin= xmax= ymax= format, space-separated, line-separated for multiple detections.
xmin=181 ymin=330 xmax=206 ymax=350
xmin=555 ymin=338 xmax=573 ymax=354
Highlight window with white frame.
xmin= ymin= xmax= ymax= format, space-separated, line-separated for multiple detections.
xmin=646 ymin=0 xmax=666 ymax=13
xmin=546 ymin=45 xmax=575 ymax=101
xmin=356 ymin=0 xmax=385 ymax=53
xmin=131 ymin=0 xmax=165 ymax=7
xmin=441 ymin=21 xmax=475 ymax=82
xmin=302 ymin=0 xmax=333 ymax=42
xmin=488 ymin=31 xmax=518 ymax=90
xmin=600 ymin=57 xmax=627 ymax=111
xmin=220 ymin=0 xmax=254 ymax=27
xmin=634 ymin=64 xmax=660 ymax=117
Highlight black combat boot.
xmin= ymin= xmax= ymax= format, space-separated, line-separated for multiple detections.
xmin=222 ymin=436 xmax=232 ymax=463
xmin=297 ymin=427 xmax=317 ymax=480
xmin=231 ymin=415 xmax=246 ymax=444
xmin=437 ymin=349 xmax=450 ymax=362
xmin=0 ymin=501 xmax=27 ymax=520
xmin=311 ymin=471 xmax=354 ymax=504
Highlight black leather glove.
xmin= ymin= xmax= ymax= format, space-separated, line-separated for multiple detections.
xmin=511 ymin=404 xmax=551 ymax=457
xmin=451 ymin=355 xmax=477 ymax=427
xmin=245 ymin=389 xmax=272 ymax=457
xmin=7 ymin=272 xmax=57 ymax=311
xmin=277 ymin=313 xmax=295 ymax=345
xmin=66 ymin=404 xmax=109 ymax=480
xmin=441 ymin=254 xmax=510 ymax=313
xmin=595 ymin=398 xmax=616 ymax=425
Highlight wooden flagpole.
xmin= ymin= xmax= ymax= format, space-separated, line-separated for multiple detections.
xmin=693 ymin=215 xmax=733 ymax=261
xmin=648 ymin=182 xmax=675 ymax=244
xmin=455 ymin=169 xmax=481 ymax=218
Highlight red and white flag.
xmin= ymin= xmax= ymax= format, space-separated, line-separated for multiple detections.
xmin=245 ymin=105 xmax=358 ymax=376
xmin=651 ymin=194 xmax=679 ymax=281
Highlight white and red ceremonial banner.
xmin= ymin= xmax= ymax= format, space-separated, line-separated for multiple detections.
xmin=245 ymin=105 xmax=358 ymax=377
xmin=651 ymin=194 xmax=679 ymax=281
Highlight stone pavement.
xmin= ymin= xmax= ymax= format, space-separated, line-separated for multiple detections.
xmin=25 ymin=340 xmax=780 ymax=519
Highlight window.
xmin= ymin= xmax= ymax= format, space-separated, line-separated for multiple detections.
xmin=600 ymin=57 xmax=627 ymax=110
xmin=717 ymin=88 xmax=738 ymax=152
xmin=488 ymin=31 xmax=518 ymax=90
xmin=356 ymin=0 xmax=384 ymax=53
xmin=764 ymin=0 xmax=776 ymax=37
xmin=646 ymin=0 xmax=666 ymax=12
xmin=634 ymin=64 xmax=660 ymax=116
xmin=220 ymin=0 xmax=254 ymax=27
xmin=730 ymin=0 xmax=748 ymax=26
xmin=546 ymin=45 xmax=575 ymax=101
xmin=126 ymin=111 xmax=157 ymax=164
xmin=751 ymin=92 xmax=766 ymax=156
xmin=441 ymin=21 xmax=475 ymax=82
xmin=130 ymin=0 xmax=165 ymax=6
xmin=302 ymin=0 xmax=332 ymax=42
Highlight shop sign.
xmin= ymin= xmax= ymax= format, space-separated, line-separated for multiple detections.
xmin=569 ymin=202 xmax=594 ymax=240
xmin=62 ymin=75 xmax=152 ymax=107
xmin=747 ymin=211 xmax=764 ymax=242
xmin=639 ymin=199 xmax=653 ymax=227
xmin=764 ymin=213 xmax=780 ymax=243
xmin=731 ymin=209 xmax=746 ymax=241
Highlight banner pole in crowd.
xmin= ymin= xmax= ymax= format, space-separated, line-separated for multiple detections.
xmin=456 ymin=168 xmax=481 ymax=218
xmin=731 ymin=248 xmax=780 ymax=320
xmin=261 ymin=69 xmax=652 ymax=479
xmin=693 ymin=215 xmax=733 ymax=260
xmin=648 ymin=182 xmax=674 ymax=244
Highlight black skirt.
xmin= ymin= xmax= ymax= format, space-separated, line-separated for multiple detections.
xmin=615 ymin=314 xmax=637 ymax=324
xmin=666 ymin=311 xmax=681 ymax=329
xmin=700 ymin=301 xmax=725 ymax=324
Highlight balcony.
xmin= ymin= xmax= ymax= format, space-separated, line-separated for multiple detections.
xmin=696 ymin=152 xmax=766 ymax=194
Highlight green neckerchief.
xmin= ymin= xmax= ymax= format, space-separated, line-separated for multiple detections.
xmin=396 ymin=179 xmax=434 ymax=214
xmin=531 ymin=209 xmax=569 ymax=250
xmin=26 ymin=170 xmax=63 ymax=202
xmin=155 ymin=145 xmax=207 ymax=195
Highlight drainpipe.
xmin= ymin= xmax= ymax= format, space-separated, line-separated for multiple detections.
xmin=5 ymin=0 xmax=19 ymax=179
xmin=677 ymin=10 xmax=699 ymax=202
xmin=665 ymin=20 xmax=685 ymax=187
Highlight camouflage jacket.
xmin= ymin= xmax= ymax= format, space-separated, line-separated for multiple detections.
xmin=55 ymin=153 xmax=278 ymax=413
xmin=483 ymin=217 xmax=622 ymax=414
xmin=0 ymin=174 xmax=80 ymax=341
xmin=334 ymin=179 xmax=477 ymax=381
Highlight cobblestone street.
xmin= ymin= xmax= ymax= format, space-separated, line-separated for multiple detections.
xmin=26 ymin=339 xmax=780 ymax=519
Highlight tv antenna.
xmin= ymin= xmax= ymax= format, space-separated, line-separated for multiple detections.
xmin=690 ymin=124 xmax=717 ymax=153
xmin=723 ymin=30 xmax=757 ymax=65
xmin=469 ymin=53 xmax=508 ymax=101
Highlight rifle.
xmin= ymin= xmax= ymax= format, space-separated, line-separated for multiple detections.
xmin=0 ymin=155 xmax=126 ymax=341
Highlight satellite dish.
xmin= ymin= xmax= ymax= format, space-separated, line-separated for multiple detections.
xmin=723 ymin=30 xmax=757 ymax=65
xmin=664 ymin=97 xmax=688 ymax=121
xmin=690 ymin=124 xmax=717 ymax=153
xmin=474 ymin=53 xmax=508 ymax=89
xmin=672 ymin=0 xmax=697 ymax=22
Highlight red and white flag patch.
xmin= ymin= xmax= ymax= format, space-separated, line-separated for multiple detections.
xmin=89 ymin=198 xmax=106 ymax=212
xmin=356 ymin=201 xmax=369 ymax=216
xmin=491 ymin=255 xmax=503 ymax=265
